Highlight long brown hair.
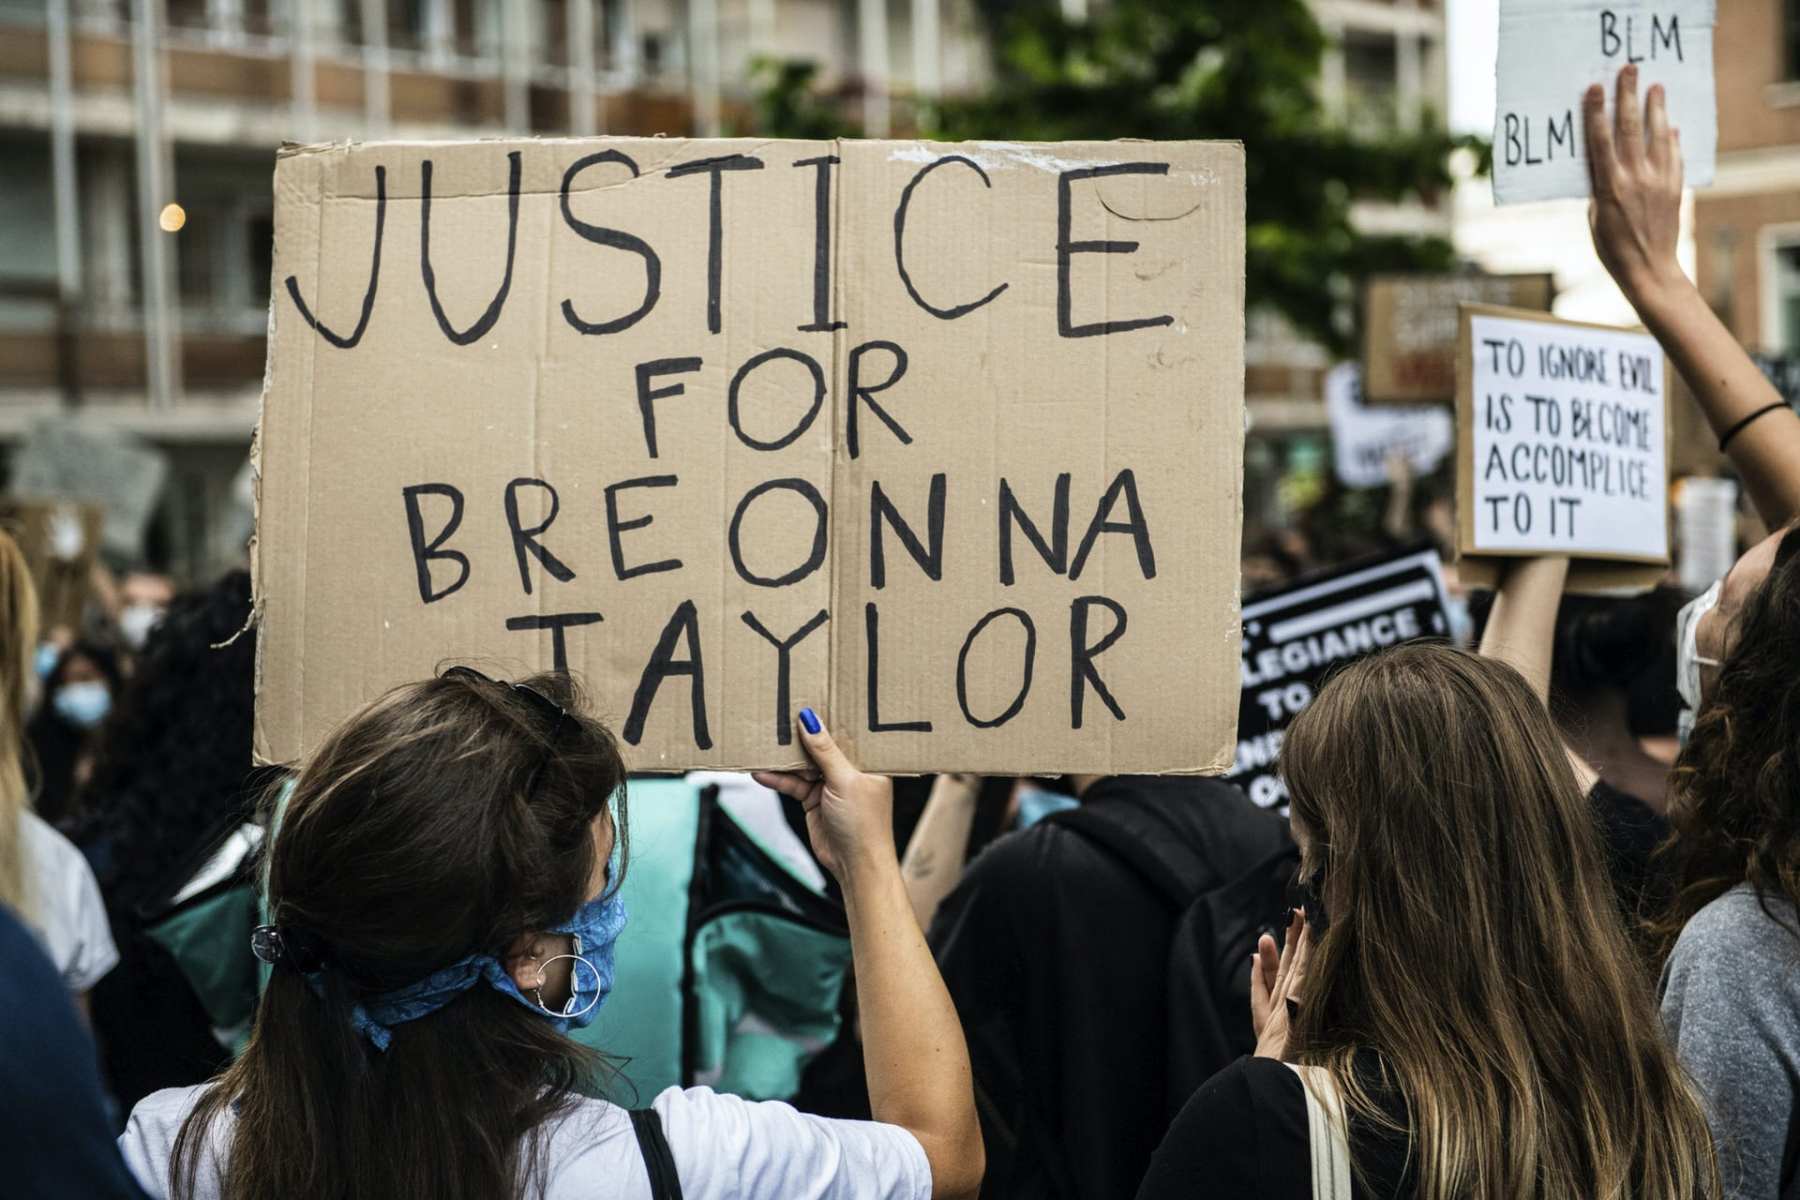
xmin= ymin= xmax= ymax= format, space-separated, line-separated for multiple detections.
xmin=1659 ymin=523 xmax=1800 ymax=950
xmin=1281 ymin=644 xmax=1715 ymax=1200
xmin=0 ymin=529 xmax=38 ymax=918
xmin=173 ymin=670 xmax=629 ymax=1200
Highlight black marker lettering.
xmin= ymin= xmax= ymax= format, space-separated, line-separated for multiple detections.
xmin=998 ymin=474 xmax=1071 ymax=585
xmin=1057 ymin=163 xmax=1174 ymax=338
xmin=729 ymin=348 xmax=826 ymax=452
xmin=1070 ymin=595 xmax=1127 ymax=728
xmin=955 ymin=607 xmax=1036 ymax=729
xmin=503 ymin=478 xmax=574 ymax=597
xmin=893 ymin=156 xmax=1009 ymax=320
xmin=865 ymin=602 xmax=931 ymax=732
xmin=420 ymin=151 xmax=519 ymax=345
xmin=869 ymin=474 xmax=946 ymax=589
xmin=623 ymin=599 xmax=712 ymax=749
xmin=729 ymin=478 xmax=828 ymax=588
xmin=794 ymin=155 xmax=845 ymax=333
xmin=287 ymin=165 xmax=385 ymax=348
xmin=666 ymin=153 xmax=765 ymax=334
xmin=560 ymin=150 xmax=662 ymax=335
xmin=503 ymin=611 xmax=602 ymax=674
xmin=741 ymin=609 xmax=830 ymax=745
xmin=846 ymin=340 xmax=910 ymax=460
xmin=401 ymin=483 xmax=469 ymax=604
xmin=634 ymin=357 xmax=702 ymax=458
xmin=604 ymin=475 xmax=683 ymax=581
xmin=1069 ymin=469 xmax=1157 ymax=581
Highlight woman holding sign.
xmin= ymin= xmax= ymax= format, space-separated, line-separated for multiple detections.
xmin=1589 ymin=63 xmax=1800 ymax=1200
xmin=116 ymin=674 xmax=982 ymax=1200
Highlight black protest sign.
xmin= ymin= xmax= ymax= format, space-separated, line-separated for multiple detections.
xmin=1231 ymin=549 xmax=1452 ymax=809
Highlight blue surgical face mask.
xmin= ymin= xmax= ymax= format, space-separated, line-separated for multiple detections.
xmin=53 ymin=681 xmax=111 ymax=728
xmin=337 ymin=888 xmax=629 ymax=1051
xmin=493 ymin=889 xmax=628 ymax=1030
xmin=33 ymin=642 xmax=59 ymax=681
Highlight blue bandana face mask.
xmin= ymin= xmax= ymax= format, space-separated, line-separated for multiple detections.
xmin=266 ymin=889 xmax=629 ymax=1052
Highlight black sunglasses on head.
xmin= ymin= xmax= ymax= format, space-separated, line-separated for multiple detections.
xmin=442 ymin=666 xmax=570 ymax=798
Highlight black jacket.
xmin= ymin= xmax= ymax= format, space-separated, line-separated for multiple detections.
xmin=929 ymin=775 xmax=1291 ymax=1200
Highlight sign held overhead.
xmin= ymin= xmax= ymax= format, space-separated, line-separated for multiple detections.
xmin=1363 ymin=273 xmax=1553 ymax=404
xmin=1456 ymin=305 xmax=1670 ymax=592
xmin=1493 ymin=0 xmax=1716 ymax=206
xmin=255 ymin=137 xmax=1247 ymax=776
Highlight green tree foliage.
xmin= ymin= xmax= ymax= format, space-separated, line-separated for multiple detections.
xmin=748 ymin=0 xmax=1486 ymax=357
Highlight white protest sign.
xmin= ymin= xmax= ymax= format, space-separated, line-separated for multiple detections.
xmin=1460 ymin=309 xmax=1668 ymax=565
xmin=1325 ymin=364 xmax=1454 ymax=489
xmin=1494 ymin=0 xmax=1715 ymax=206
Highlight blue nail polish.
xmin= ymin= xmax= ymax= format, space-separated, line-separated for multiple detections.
xmin=799 ymin=707 xmax=822 ymax=735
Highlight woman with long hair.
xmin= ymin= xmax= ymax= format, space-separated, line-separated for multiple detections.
xmin=118 ymin=673 xmax=981 ymax=1200
xmin=0 ymin=529 xmax=117 ymax=1000
xmin=1585 ymin=65 xmax=1800 ymax=1199
xmin=1135 ymin=644 xmax=1717 ymax=1199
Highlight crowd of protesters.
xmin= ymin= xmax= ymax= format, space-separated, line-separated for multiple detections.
xmin=5 ymin=66 xmax=1800 ymax=1200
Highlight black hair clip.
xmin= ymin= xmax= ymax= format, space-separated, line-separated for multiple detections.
xmin=251 ymin=923 xmax=327 ymax=974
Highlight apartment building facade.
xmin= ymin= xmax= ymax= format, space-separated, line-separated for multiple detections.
xmin=1692 ymin=1 xmax=1800 ymax=365
xmin=0 ymin=0 xmax=1447 ymax=575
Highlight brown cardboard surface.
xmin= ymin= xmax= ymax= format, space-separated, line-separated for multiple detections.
xmin=255 ymin=138 xmax=1245 ymax=774
xmin=1364 ymin=273 xmax=1554 ymax=405
xmin=1453 ymin=304 xmax=1670 ymax=596
xmin=0 ymin=500 xmax=104 ymax=632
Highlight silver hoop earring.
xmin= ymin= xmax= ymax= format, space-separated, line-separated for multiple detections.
xmin=531 ymin=952 xmax=603 ymax=1019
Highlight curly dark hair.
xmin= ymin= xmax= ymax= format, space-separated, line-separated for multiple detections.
xmin=75 ymin=570 xmax=260 ymax=913
xmin=1658 ymin=523 xmax=1800 ymax=953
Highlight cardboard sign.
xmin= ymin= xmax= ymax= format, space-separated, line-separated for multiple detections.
xmin=1231 ymin=548 xmax=1452 ymax=809
xmin=0 ymin=500 xmax=104 ymax=632
xmin=1325 ymin=363 xmax=1453 ymax=489
xmin=1494 ymin=0 xmax=1716 ymax=206
xmin=255 ymin=138 xmax=1246 ymax=774
xmin=1456 ymin=305 xmax=1670 ymax=592
xmin=9 ymin=419 xmax=169 ymax=563
xmin=1363 ymin=274 xmax=1554 ymax=404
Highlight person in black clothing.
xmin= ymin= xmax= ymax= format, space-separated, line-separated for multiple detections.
xmin=928 ymin=773 xmax=1290 ymax=1200
xmin=73 ymin=571 xmax=260 ymax=1112
xmin=1470 ymin=585 xmax=1677 ymax=928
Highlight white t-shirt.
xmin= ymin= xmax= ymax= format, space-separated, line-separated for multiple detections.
xmin=120 ymin=1082 xmax=934 ymax=1200
xmin=20 ymin=811 xmax=118 ymax=992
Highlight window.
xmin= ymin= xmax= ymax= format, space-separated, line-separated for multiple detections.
xmin=1342 ymin=30 xmax=1399 ymax=132
xmin=1788 ymin=0 xmax=1800 ymax=82
xmin=1776 ymin=241 xmax=1800 ymax=352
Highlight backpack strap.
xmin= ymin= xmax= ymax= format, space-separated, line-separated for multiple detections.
xmin=629 ymin=1108 xmax=685 ymax=1200
xmin=1285 ymin=1064 xmax=1352 ymax=1200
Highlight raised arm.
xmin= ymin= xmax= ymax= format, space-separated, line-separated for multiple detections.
xmin=755 ymin=713 xmax=983 ymax=1200
xmin=1587 ymin=65 xmax=1800 ymax=528
xmin=900 ymin=774 xmax=983 ymax=934
xmin=1477 ymin=555 xmax=1599 ymax=791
